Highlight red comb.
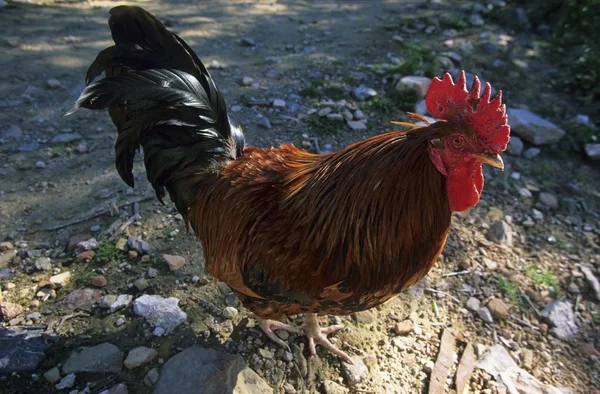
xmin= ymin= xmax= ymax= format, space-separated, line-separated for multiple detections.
xmin=425 ymin=71 xmax=510 ymax=151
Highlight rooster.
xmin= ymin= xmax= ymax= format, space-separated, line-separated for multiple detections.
xmin=69 ymin=6 xmax=510 ymax=363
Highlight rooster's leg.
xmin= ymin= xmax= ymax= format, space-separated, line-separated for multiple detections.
xmin=257 ymin=318 xmax=303 ymax=350
xmin=302 ymin=313 xmax=353 ymax=364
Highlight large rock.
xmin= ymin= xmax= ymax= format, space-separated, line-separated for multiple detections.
xmin=0 ymin=301 xmax=24 ymax=321
xmin=395 ymin=76 xmax=432 ymax=99
xmin=62 ymin=288 xmax=102 ymax=312
xmin=507 ymin=108 xmax=566 ymax=145
xmin=0 ymin=328 xmax=50 ymax=373
xmin=540 ymin=300 xmax=579 ymax=340
xmin=62 ymin=342 xmax=123 ymax=374
xmin=506 ymin=136 xmax=524 ymax=156
xmin=585 ymin=143 xmax=600 ymax=160
xmin=133 ymin=295 xmax=187 ymax=334
xmin=153 ymin=346 xmax=272 ymax=394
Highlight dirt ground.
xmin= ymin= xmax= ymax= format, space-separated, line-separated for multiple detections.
xmin=1 ymin=0 xmax=599 ymax=393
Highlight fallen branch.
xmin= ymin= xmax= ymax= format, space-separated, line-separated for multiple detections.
xmin=55 ymin=311 xmax=90 ymax=331
xmin=518 ymin=289 xmax=541 ymax=318
xmin=442 ymin=270 xmax=471 ymax=277
xmin=43 ymin=195 xmax=153 ymax=231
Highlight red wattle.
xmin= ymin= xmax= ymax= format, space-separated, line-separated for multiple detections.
xmin=446 ymin=163 xmax=484 ymax=212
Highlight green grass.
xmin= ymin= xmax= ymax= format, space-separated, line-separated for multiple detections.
xmin=94 ymin=241 xmax=122 ymax=263
xmin=367 ymin=43 xmax=445 ymax=78
xmin=362 ymin=88 xmax=419 ymax=116
xmin=308 ymin=116 xmax=345 ymax=135
xmin=525 ymin=265 xmax=559 ymax=290
xmin=497 ymin=277 xmax=528 ymax=310
xmin=300 ymin=78 xmax=346 ymax=100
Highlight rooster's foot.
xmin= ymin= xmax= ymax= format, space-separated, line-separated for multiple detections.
xmin=257 ymin=318 xmax=303 ymax=351
xmin=302 ymin=313 xmax=353 ymax=364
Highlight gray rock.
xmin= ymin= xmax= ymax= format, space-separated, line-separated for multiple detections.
xmin=507 ymin=108 xmax=565 ymax=145
xmin=477 ymin=344 xmax=518 ymax=379
xmin=414 ymin=99 xmax=427 ymax=115
xmin=222 ymin=306 xmax=238 ymax=319
xmin=133 ymin=295 xmax=187 ymax=334
xmin=580 ymin=265 xmax=600 ymax=301
xmin=477 ymin=307 xmax=494 ymax=324
xmin=585 ymin=144 xmax=600 ymax=161
xmin=523 ymin=147 xmax=541 ymax=159
xmin=62 ymin=343 xmax=123 ymax=374
xmin=43 ymin=366 xmax=61 ymax=383
xmin=352 ymin=86 xmax=377 ymax=101
xmin=50 ymin=272 xmax=71 ymax=288
xmin=153 ymin=347 xmax=271 ymax=394
xmin=98 ymin=294 xmax=118 ymax=309
xmin=63 ymin=288 xmax=102 ymax=312
xmin=469 ymin=14 xmax=485 ymax=26
xmin=342 ymin=356 xmax=368 ymax=386
xmin=241 ymin=76 xmax=254 ymax=86
xmin=395 ymin=76 xmax=431 ymax=99
xmin=55 ymin=373 xmax=76 ymax=390
xmin=46 ymin=79 xmax=62 ymax=89
xmin=124 ymin=346 xmax=158 ymax=369
xmin=346 ymin=120 xmax=367 ymax=131
xmin=127 ymin=237 xmax=150 ymax=254
xmin=272 ymin=99 xmax=286 ymax=108
xmin=466 ymin=297 xmax=481 ymax=311
xmin=35 ymin=161 xmax=46 ymax=169
xmin=0 ymin=328 xmax=50 ymax=373
xmin=318 ymin=107 xmax=333 ymax=117
xmin=77 ymin=237 xmax=99 ymax=250
xmin=486 ymin=220 xmax=513 ymax=246
xmin=110 ymin=294 xmax=133 ymax=314
xmin=50 ymin=133 xmax=82 ymax=144
xmin=482 ymin=42 xmax=499 ymax=54
xmin=507 ymin=136 xmax=524 ymax=156
xmin=540 ymin=300 xmax=578 ymax=340
xmin=240 ymin=36 xmax=256 ymax=46
xmin=147 ymin=267 xmax=158 ymax=278
xmin=257 ymin=117 xmax=272 ymax=129
xmin=539 ymin=192 xmax=559 ymax=209
xmin=0 ymin=124 xmax=23 ymax=140
xmin=144 ymin=367 xmax=160 ymax=387
xmin=26 ymin=312 xmax=42 ymax=321
xmin=353 ymin=109 xmax=366 ymax=120
xmin=134 ymin=278 xmax=149 ymax=292
xmin=34 ymin=257 xmax=52 ymax=271
xmin=326 ymin=113 xmax=344 ymax=122
xmin=353 ymin=310 xmax=375 ymax=324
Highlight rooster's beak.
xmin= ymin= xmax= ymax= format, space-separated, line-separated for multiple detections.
xmin=473 ymin=153 xmax=504 ymax=170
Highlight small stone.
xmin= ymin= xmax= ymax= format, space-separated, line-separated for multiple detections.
xmin=393 ymin=320 xmax=414 ymax=335
xmin=579 ymin=343 xmax=600 ymax=358
xmin=258 ymin=348 xmax=274 ymax=359
xmin=469 ymin=14 xmax=485 ymax=26
xmin=109 ymin=294 xmax=133 ymax=313
xmin=55 ymin=373 xmax=76 ymax=390
xmin=91 ymin=275 xmax=107 ymax=288
xmin=75 ymin=250 xmax=95 ymax=263
xmin=0 ymin=125 xmax=22 ymax=140
xmin=0 ymin=242 xmax=14 ymax=252
xmin=353 ymin=310 xmax=375 ymax=324
xmin=241 ymin=76 xmax=254 ymax=86
xmin=342 ymin=356 xmax=368 ymax=386
xmin=90 ymin=225 xmax=101 ymax=232
xmin=222 ymin=306 xmax=238 ymax=319
xmin=352 ymin=86 xmax=377 ymax=101
xmin=46 ymin=79 xmax=62 ymax=89
xmin=134 ymin=278 xmax=149 ymax=292
xmin=257 ymin=117 xmax=272 ymax=129
xmin=128 ymin=250 xmax=138 ymax=260
xmin=539 ymin=192 xmax=558 ymax=209
xmin=231 ymin=105 xmax=242 ymax=112
xmin=63 ymin=288 xmax=101 ymax=312
xmin=153 ymin=327 xmax=166 ymax=336
xmin=477 ymin=307 xmax=494 ymax=324
xmin=115 ymin=238 xmax=127 ymax=251
xmin=141 ymin=255 xmax=151 ymax=263
xmin=507 ymin=108 xmax=566 ymax=145
xmin=114 ymin=317 xmax=126 ymax=327
xmin=342 ymin=109 xmax=353 ymax=121
xmin=540 ymin=300 xmax=578 ymax=340
xmin=276 ymin=330 xmax=290 ymax=341
xmin=43 ymin=366 xmax=61 ymax=383
xmin=507 ymin=136 xmax=524 ymax=156
xmin=191 ymin=275 xmax=200 ymax=284
xmin=395 ymin=76 xmax=432 ymax=99
xmin=487 ymin=298 xmax=510 ymax=319
xmin=147 ymin=268 xmax=158 ymax=278
xmin=520 ymin=348 xmax=534 ymax=370
xmin=346 ymin=120 xmax=367 ymax=131
xmin=486 ymin=220 xmax=513 ymax=246
xmin=1 ymin=302 xmax=24 ymax=321
xmin=144 ymin=367 xmax=160 ymax=387
xmin=354 ymin=109 xmax=366 ymax=120
xmin=50 ymin=132 xmax=82 ymax=144
xmin=523 ymin=147 xmax=541 ymax=159
xmin=240 ymin=36 xmax=256 ymax=46
xmin=26 ymin=312 xmax=41 ymax=321
xmin=163 ymin=254 xmax=186 ymax=271
xmin=272 ymin=99 xmax=286 ymax=107
xmin=133 ymin=294 xmax=187 ymax=334
xmin=519 ymin=188 xmax=533 ymax=198
xmin=483 ymin=258 xmax=499 ymax=271
xmin=127 ymin=237 xmax=150 ymax=254
xmin=34 ymin=257 xmax=52 ymax=272
xmin=98 ymin=295 xmax=118 ymax=309
xmin=124 ymin=346 xmax=158 ymax=369
xmin=326 ymin=113 xmax=344 ymax=121
xmin=584 ymin=143 xmax=600 ymax=160
xmin=466 ymin=297 xmax=481 ymax=312
xmin=35 ymin=161 xmax=46 ymax=168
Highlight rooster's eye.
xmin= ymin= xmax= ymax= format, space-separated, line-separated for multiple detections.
xmin=451 ymin=136 xmax=464 ymax=147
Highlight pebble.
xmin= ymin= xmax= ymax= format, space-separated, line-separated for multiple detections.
xmin=540 ymin=300 xmax=578 ymax=339
xmin=507 ymin=136 xmax=524 ymax=156
xmin=346 ymin=120 xmax=367 ymax=131
xmin=240 ymin=36 xmax=256 ymax=46
xmin=144 ymin=367 xmax=160 ymax=387
xmin=124 ymin=346 xmax=158 ymax=369
xmin=482 ymin=258 xmax=498 ymax=271
xmin=46 ymin=78 xmax=62 ymax=89
xmin=147 ymin=268 xmax=158 ymax=278
xmin=241 ymin=76 xmax=254 ymax=86
xmin=466 ymin=297 xmax=481 ymax=311
xmin=223 ymin=306 xmax=238 ymax=319
xmin=163 ymin=254 xmax=186 ymax=271
xmin=342 ymin=356 xmax=368 ymax=386
xmin=35 ymin=161 xmax=46 ymax=168
xmin=0 ymin=302 xmax=24 ymax=320
xmin=486 ymin=220 xmax=513 ymax=246
xmin=91 ymin=275 xmax=107 ymax=288
xmin=519 ymin=188 xmax=533 ymax=198
xmin=469 ymin=14 xmax=485 ymax=26
xmin=26 ymin=312 xmax=41 ymax=321
xmin=191 ymin=275 xmax=200 ymax=284
xmin=272 ymin=99 xmax=286 ymax=107
xmin=50 ymin=132 xmax=83 ymax=144
xmin=257 ymin=117 xmax=272 ymax=129
xmin=43 ymin=366 xmax=61 ymax=383
xmin=326 ymin=113 xmax=344 ymax=122
xmin=393 ymin=320 xmax=414 ymax=335
xmin=127 ymin=237 xmax=150 ymax=254
xmin=477 ymin=307 xmax=494 ymax=324
xmin=55 ymin=373 xmax=76 ymax=390
xmin=520 ymin=348 xmax=534 ymax=370
xmin=352 ymin=86 xmax=377 ymax=101
xmin=98 ymin=295 xmax=118 ymax=309
xmin=258 ymin=348 xmax=274 ymax=359
xmin=487 ymin=298 xmax=510 ymax=319
xmin=584 ymin=143 xmax=600 ymax=160
xmin=395 ymin=76 xmax=432 ymax=99
xmin=110 ymin=294 xmax=133 ymax=314
xmin=114 ymin=317 xmax=126 ymax=327
xmin=134 ymin=278 xmax=149 ymax=292
xmin=318 ymin=108 xmax=333 ymax=117
xmin=354 ymin=109 xmax=365 ymax=120
xmin=0 ymin=242 xmax=14 ymax=252
xmin=75 ymin=250 xmax=95 ymax=263
xmin=133 ymin=294 xmax=187 ymax=334
xmin=0 ymin=125 xmax=22 ymax=140
xmin=539 ymin=192 xmax=558 ymax=209
xmin=523 ymin=147 xmax=541 ymax=159
xmin=353 ymin=310 xmax=376 ymax=324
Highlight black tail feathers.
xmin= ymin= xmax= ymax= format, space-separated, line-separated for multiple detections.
xmin=68 ymin=6 xmax=244 ymax=215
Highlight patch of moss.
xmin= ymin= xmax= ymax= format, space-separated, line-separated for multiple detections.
xmin=525 ymin=265 xmax=559 ymax=290
xmin=308 ymin=116 xmax=345 ymax=135
xmin=94 ymin=241 xmax=122 ymax=264
xmin=497 ymin=277 xmax=528 ymax=310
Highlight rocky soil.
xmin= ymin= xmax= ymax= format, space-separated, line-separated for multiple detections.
xmin=1 ymin=0 xmax=599 ymax=393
